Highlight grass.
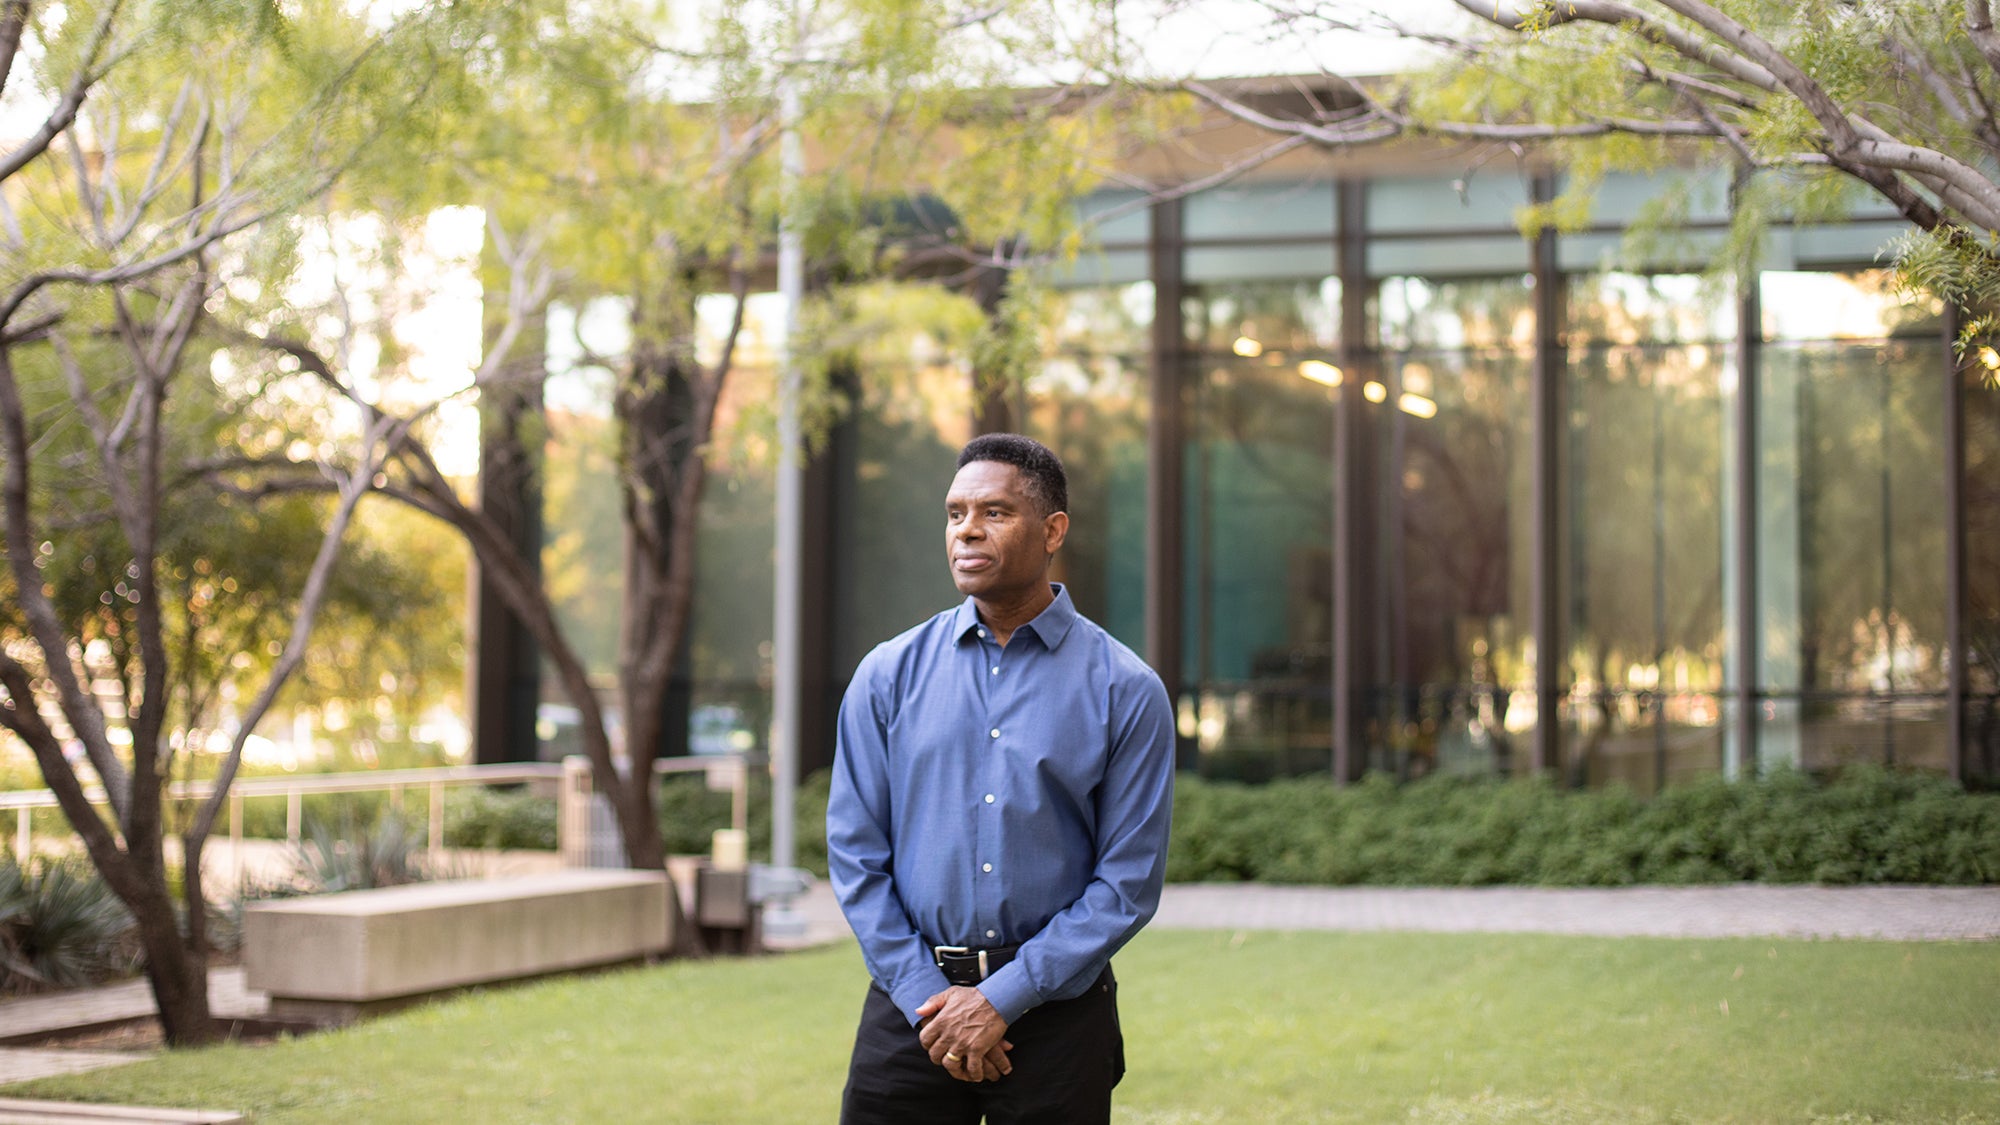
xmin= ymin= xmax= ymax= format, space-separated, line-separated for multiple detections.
xmin=13 ymin=932 xmax=1999 ymax=1123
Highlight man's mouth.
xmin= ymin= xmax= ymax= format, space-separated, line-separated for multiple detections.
xmin=953 ymin=555 xmax=993 ymax=571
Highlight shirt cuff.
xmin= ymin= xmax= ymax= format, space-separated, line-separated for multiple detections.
xmin=977 ymin=963 xmax=1041 ymax=1026
xmin=890 ymin=965 xmax=955 ymax=1028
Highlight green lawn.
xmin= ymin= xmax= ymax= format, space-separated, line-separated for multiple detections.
xmin=17 ymin=932 xmax=1999 ymax=1123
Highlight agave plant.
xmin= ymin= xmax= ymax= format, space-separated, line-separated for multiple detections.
xmin=288 ymin=810 xmax=452 ymax=894
xmin=0 ymin=857 xmax=140 ymax=994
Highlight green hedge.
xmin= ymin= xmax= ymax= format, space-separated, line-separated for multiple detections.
xmin=657 ymin=770 xmax=831 ymax=878
xmin=133 ymin=761 xmax=2000 ymax=887
xmin=442 ymin=787 xmax=557 ymax=851
xmin=1167 ymin=766 xmax=2000 ymax=885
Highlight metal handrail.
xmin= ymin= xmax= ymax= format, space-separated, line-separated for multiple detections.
xmin=0 ymin=753 xmax=753 ymax=864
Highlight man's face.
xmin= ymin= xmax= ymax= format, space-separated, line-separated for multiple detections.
xmin=944 ymin=461 xmax=1066 ymax=600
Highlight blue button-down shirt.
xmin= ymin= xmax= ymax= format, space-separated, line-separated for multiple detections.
xmin=827 ymin=584 xmax=1176 ymax=1027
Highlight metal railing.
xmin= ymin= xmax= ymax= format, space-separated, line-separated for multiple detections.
xmin=0 ymin=753 xmax=753 ymax=867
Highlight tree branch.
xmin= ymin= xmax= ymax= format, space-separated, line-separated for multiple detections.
xmin=1456 ymin=0 xmax=1778 ymax=91
xmin=0 ymin=0 xmax=126 ymax=185
xmin=188 ymin=417 xmax=393 ymax=847
xmin=1967 ymin=0 xmax=2000 ymax=79
xmin=0 ymin=0 xmax=29 ymax=107
xmin=0 ymin=347 xmax=130 ymax=817
xmin=1650 ymin=0 xmax=2000 ymax=230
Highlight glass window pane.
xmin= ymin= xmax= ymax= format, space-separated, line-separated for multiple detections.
xmin=1761 ymin=270 xmax=1942 ymax=341
xmin=1187 ymin=242 xmax=1336 ymax=283
xmin=1368 ymin=174 xmax=1531 ymax=233
xmin=1566 ymin=273 xmax=1735 ymax=345
xmin=1556 ymin=229 xmax=1733 ymax=276
xmin=1581 ymin=169 xmax=1732 ymax=226
xmin=1388 ymin=349 xmax=1536 ymax=780
xmin=1079 ymin=190 xmax=1150 ymax=246
xmin=1377 ymin=276 xmax=1536 ymax=351
xmin=1042 ymin=249 xmax=1150 ymax=287
xmin=1965 ymin=361 xmax=2000 ymax=782
xmin=1791 ymin=222 xmax=1911 ymax=269
xmin=690 ymin=359 xmax=780 ymax=756
xmin=1566 ymin=340 xmax=1728 ymax=793
xmin=1369 ymin=236 xmax=1531 ymax=279
xmin=1183 ymin=278 xmax=1338 ymax=354
xmin=1183 ymin=279 xmax=1338 ymax=778
xmin=1759 ymin=338 xmax=1949 ymax=771
xmin=1023 ymin=283 xmax=1152 ymax=649
xmin=830 ymin=297 xmax=977 ymax=674
xmin=1186 ymin=181 xmax=1335 ymax=240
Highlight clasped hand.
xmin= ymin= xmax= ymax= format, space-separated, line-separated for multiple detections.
xmin=916 ymin=986 xmax=1012 ymax=1083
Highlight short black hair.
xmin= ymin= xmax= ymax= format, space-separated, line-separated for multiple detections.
xmin=957 ymin=433 xmax=1068 ymax=518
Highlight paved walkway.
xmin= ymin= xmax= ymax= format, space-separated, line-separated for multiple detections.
xmin=773 ymin=879 xmax=2000 ymax=948
xmin=0 ymin=968 xmax=266 ymax=1084
xmin=4 ymin=881 xmax=1994 ymax=1087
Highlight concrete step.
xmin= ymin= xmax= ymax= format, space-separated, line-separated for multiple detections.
xmin=0 ymin=969 xmax=267 ymax=1047
xmin=0 ymin=1097 xmax=242 ymax=1123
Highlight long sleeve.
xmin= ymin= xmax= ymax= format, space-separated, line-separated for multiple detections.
xmin=974 ymin=658 xmax=1175 ymax=1024
xmin=826 ymin=649 xmax=954 ymax=1025
xmin=825 ymin=590 xmax=1176 ymax=1030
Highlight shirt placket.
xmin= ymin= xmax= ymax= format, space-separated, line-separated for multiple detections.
xmin=972 ymin=627 xmax=1006 ymax=946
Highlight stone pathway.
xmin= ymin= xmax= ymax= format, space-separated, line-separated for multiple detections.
xmin=0 ymin=968 xmax=266 ymax=1085
xmin=775 ymin=879 xmax=2000 ymax=947
xmin=1146 ymin=882 xmax=2000 ymax=941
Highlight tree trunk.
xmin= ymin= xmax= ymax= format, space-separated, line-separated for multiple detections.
xmin=615 ymin=346 xmax=708 ymax=957
xmin=130 ymin=884 xmax=213 ymax=1045
xmin=383 ymin=437 xmax=700 ymax=956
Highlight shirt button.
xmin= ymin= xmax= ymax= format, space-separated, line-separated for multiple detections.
xmin=984 ymin=794 xmax=995 ymax=804
xmin=989 ymin=728 xmax=1000 ymax=739
xmin=986 ymin=930 xmax=997 ymax=939
xmin=982 ymin=863 xmax=993 ymax=873
xmin=990 ymin=666 xmax=999 ymax=675
xmin=978 ymin=628 xmax=986 ymax=638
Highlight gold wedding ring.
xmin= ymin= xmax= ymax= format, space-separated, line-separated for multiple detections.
xmin=944 ymin=1052 xmax=962 ymax=1063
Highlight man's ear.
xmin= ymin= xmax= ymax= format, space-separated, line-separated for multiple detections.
xmin=1043 ymin=510 xmax=1069 ymax=555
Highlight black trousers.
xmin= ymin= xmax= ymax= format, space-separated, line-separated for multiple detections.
xmin=839 ymin=966 xmax=1124 ymax=1125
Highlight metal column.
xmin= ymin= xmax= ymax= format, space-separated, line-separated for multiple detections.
xmin=1146 ymin=196 xmax=1191 ymax=769
xmin=1729 ymin=227 xmax=1762 ymax=778
xmin=1945 ymin=306 xmax=1968 ymax=782
xmin=1332 ymin=180 xmax=1374 ymax=783
xmin=1529 ymin=174 xmax=1562 ymax=777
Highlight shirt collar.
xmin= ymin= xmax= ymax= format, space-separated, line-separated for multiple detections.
xmin=952 ymin=583 xmax=1078 ymax=650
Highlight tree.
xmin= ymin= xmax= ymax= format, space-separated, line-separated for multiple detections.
xmin=1137 ymin=0 xmax=2000 ymax=340
xmin=0 ymin=0 xmax=495 ymax=1044
xmin=214 ymin=0 xmax=1141 ymax=956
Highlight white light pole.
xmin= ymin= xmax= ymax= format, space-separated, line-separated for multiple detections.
xmin=769 ymin=40 xmax=806 ymax=911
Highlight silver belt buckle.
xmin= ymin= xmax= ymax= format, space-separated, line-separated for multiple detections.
xmin=932 ymin=945 xmax=990 ymax=981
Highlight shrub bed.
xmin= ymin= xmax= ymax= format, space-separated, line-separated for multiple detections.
xmin=0 ymin=856 xmax=139 ymax=994
xmin=657 ymin=770 xmax=831 ymax=877
xmin=1166 ymin=765 xmax=2000 ymax=885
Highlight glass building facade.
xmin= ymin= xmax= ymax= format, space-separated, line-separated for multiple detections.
xmin=507 ymin=163 xmax=1997 ymax=791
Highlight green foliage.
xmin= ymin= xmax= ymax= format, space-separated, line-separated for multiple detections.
xmin=284 ymin=811 xmax=450 ymax=895
xmin=0 ymin=856 xmax=140 ymax=994
xmin=220 ymin=777 xmax=555 ymax=852
xmin=1166 ymin=766 xmax=2000 ymax=886
xmin=656 ymin=768 xmax=832 ymax=876
xmin=441 ymin=786 xmax=557 ymax=852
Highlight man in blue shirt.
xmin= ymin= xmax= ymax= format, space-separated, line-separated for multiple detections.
xmin=828 ymin=433 xmax=1177 ymax=1124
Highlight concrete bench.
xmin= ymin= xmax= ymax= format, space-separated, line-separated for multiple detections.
xmin=242 ymin=870 xmax=671 ymax=1024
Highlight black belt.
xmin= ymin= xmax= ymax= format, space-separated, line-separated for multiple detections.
xmin=933 ymin=943 xmax=1019 ymax=986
